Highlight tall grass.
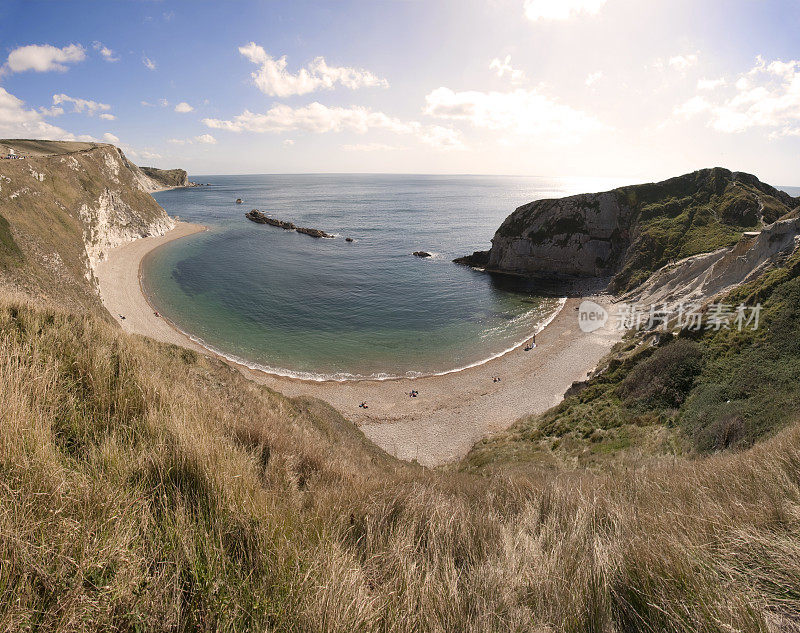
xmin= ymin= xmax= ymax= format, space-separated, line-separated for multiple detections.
xmin=1 ymin=292 xmax=800 ymax=631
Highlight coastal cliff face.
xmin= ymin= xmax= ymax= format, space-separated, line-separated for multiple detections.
xmin=489 ymin=190 xmax=632 ymax=278
xmin=0 ymin=140 xmax=174 ymax=312
xmin=481 ymin=168 xmax=798 ymax=293
xmin=140 ymin=166 xmax=190 ymax=189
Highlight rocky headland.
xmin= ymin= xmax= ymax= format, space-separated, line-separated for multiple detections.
xmin=456 ymin=167 xmax=799 ymax=300
xmin=139 ymin=166 xmax=203 ymax=190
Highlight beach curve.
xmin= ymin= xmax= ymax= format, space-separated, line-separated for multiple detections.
xmin=96 ymin=222 xmax=624 ymax=466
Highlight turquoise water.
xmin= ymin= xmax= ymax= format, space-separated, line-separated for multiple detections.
xmin=144 ymin=175 xmax=601 ymax=380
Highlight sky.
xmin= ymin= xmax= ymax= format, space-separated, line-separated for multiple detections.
xmin=1 ymin=0 xmax=800 ymax=184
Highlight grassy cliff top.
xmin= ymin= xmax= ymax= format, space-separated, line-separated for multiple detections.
xmin=0 ymin=139 xmax=107 ymax=157
xmin=0 ymin=142 xmax=171 ymax=313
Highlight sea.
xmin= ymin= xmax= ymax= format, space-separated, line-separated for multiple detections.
xmin=144 ymin=174 xmax=629 ymax=380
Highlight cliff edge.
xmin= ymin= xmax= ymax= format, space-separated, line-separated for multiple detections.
xmin=140 ymin=166 xmax=192 ymax=190
xmin=462 ymin=168 xmax=798 ymax=294
xmin=0 ymin=139 xmax=176 ymax=313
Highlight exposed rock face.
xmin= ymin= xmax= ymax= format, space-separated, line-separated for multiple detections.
xmin=453 ymin=250 xmax=489 ymax=268
xmin=245 ymin=210 xmax=334 ymax=238
xmin=139 ymin=166 xmax=190 ymax=190
xmin=489 ymin=190 xmax=632 ymax=278
xmin=246 ymin=210 xmax=296 ymax=230
xmin=0 ymin=140 xmax=175 ymax=312
xmin=625 ymin=217 xmax=800 ymax=309
xmin=296 ymin=227 xmax=334 ymax=239
xmin=474 ymin=168 xmax=798 ymax=293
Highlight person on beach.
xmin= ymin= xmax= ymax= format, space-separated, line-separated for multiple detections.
xmin=524 ymin=334 xmax=536 ymax=351
xmin=359 ymin=401 xmax=368 ymax=409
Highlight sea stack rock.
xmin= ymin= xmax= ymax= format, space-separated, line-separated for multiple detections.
xmin=236 ymin=198 xmax=243 ymax=204
xmin=345 ymin=237 xmax=354 ymax=242
xmin=413 ymin=251 xmax=432 ymax=258
xmin=296 ymin=227 xmax=335 ymax=239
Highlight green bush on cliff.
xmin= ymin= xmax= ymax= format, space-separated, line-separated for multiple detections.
xmin=464 ymin=247 xmax=800 ymax=470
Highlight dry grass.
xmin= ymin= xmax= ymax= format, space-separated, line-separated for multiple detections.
xmin=1 ymin=291 xmax=800 ymax=631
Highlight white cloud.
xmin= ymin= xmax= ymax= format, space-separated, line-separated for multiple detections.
xmin=489 ymin=56 xmax=525 ymax=84
xmin=524 ymin=0 xmax=606 ymax=21
xmin=668 ymin=54 xmax=699 ymax=72
xmin=103 ymin=132 xmax=120 ymax=144
xmin=127 ymin=148 xmax=162 ymax=161
xmin=424 ymin=86 xmax=607 ymax=143
xmin=168 ymin=133 xmax=218 ymax=145
xmin=282 ymin=139 xmax=295 ymax=147
xmin=238 ymin=42 xmax=389 ymax=97
xmin=697 ymin=77 xmax=726 ymax=91
xmin=4 ymin=43 xmax=86 ymax=74
xmin=99 ymin=113 xmax=116 ymax=120
xmin=0 ymin=87 xmax=74 ymax=138
xmin=585 ymin=71 xmax=604 ymax=86
xmin=51 ymin=93 xmax=112 ymax=117
xmin=92 ymin=41 xmax=119 ymax=62
xmin=158 ymin=98 xmax=169 ymax=107
xmin=141 ymin=100 xmax=155 ymax=107
xmin=674 ymin=56 xmax=800 ymax=137
xmin=174 ymin=101 xmax=194 ymax=113
xmin=203 ymin=102 xmax=464 ymax=150
xmin=342 ymin=143 xmax=402 ymax=152
xmin=143 ymin=56 xmax=156 ymax=70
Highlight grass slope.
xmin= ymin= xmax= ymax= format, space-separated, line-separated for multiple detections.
xmin=3 ymin=292 xmax=800 ymax=630
xmin=611 ymin=168 xmax=797 ymax=291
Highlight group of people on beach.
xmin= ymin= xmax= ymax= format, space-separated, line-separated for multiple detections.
xmin=357 ymin=331 xmax=540 ymax=409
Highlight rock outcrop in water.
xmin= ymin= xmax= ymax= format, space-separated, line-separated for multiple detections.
xmin=457 ymin=168 xmax=799 ymax=293
xmin=245 ymin=209 xmax=334 ymax=239
xmin=413 ymin=251 xmax=432 ymax=258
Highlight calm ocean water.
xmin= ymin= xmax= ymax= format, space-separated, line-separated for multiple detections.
xmin=144 ymin=174 xmax=619 ymax=380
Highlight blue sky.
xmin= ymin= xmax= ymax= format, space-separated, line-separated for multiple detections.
xmin=1 ymin=0 xmax=800 ymax=183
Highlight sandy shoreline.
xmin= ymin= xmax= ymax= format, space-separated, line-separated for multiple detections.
xmin=96 ymin=222 xmax=623 ymax=467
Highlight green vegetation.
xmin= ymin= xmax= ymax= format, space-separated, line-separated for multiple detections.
xmin=609 ymin=169 xmax=788 ymax=291
xmin=464 ymin=248 xmax=800 ymax=473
